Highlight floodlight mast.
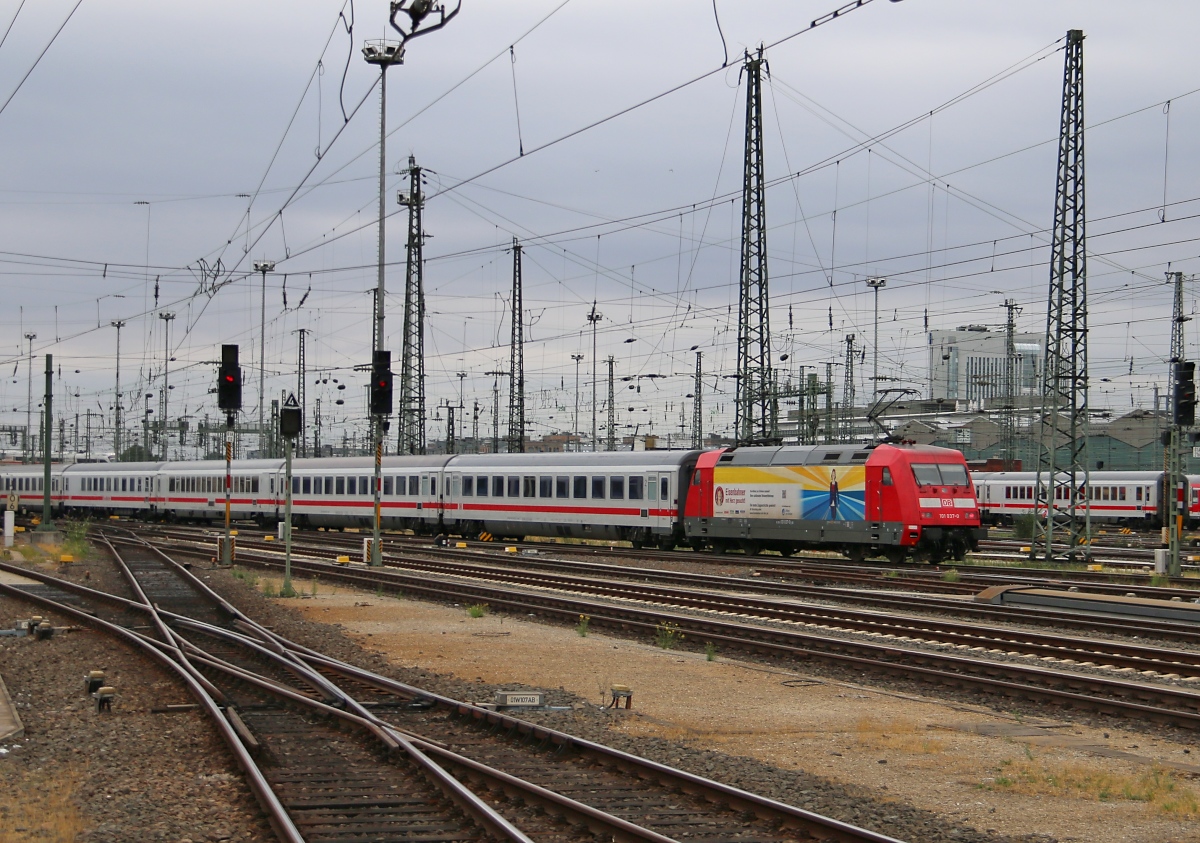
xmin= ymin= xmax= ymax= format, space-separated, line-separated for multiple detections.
xmin=363 ymin=0 xmax=461 ymax=567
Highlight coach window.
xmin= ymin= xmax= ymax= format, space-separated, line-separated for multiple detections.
xmin=252 ymin=478 xmax=260 ymax=494
xmin=882 ymin=467 xmax=894 ymax=486
xmin=628 ymin=476 xmax=643 ymax=500
xmin=404 ymin=476 xmax=415 ymax=495
xmin=1136 ymin=487 xmax=1143 ymax=501
xmin=507 ymin=476 xmax=520 ymax=497
xmin=661 ymin=476 xmax=669 ymax=501
xmin=430 ymin=476 xmax=437 ymax=496
xmin=1119 ymin=487 xmax=1126 ymax=501
xmin=492 ymin=476 xmax=505 ymax=497
xmin=556 ymin=476 xmax=569 ymax=498
xmin=419 ymin=475 xmax=429 ymax=496
xmin=610 ymin=476 xmax=625 ymax=499
xmin=539 ymin=476 xmax=553 ymax=498
xmin=462 ymin=476 xmax=474 ymax=496
xmin=591 ymin=476 xmax=606 ymax=499
xmin=523 ymin=476 xmax=536 ymax=497
xmin=358 ymin=476 xmax=368 ymax=495
xmin=573 ymin=476 xmax=587 ymax=498
xmin=474 ymin=476 xmax=488 ymax=496
xmin=292 ymin=477 xmax=300 ymax=494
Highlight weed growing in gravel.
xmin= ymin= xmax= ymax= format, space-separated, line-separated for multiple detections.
xmin=63 ymin=519 xmax=91 ymax=559
xmin=704 ymin=641 xmax=716 ymax=661
xmin=467 ymin=603 xmax=488 ymax=618
xmin=13 ymin=543 xmax=44 ymax=562
xmin=279 ymin=580 xmax=297 ymax=598
xmin=232 ymin=568 xmax=259 ymax=588
xmin=984 ymin=758 xmax=1200 ymax=814
xmin=576 ymin=614 xmax=590 ymax=637
xmin=309 ymin=577 xmax=319 ymax=596
xmin=261 ymin=579 xmax=277 ymax=597
xmin=941 ymin=568 xmax=961 ymax=583
xmin=1150 ymin=574 xmax=1171 ymax=588
xmin=882 ymin=569 xmax=899 ymax=578
xmin=655 ymin=621 xmax=683 ymax=649
xmin=852 ymin=716 xmax=944 ymax=754
xmin=0 ymin=767 xmax=84 ymax=840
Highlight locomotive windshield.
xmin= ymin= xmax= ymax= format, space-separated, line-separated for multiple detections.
xmin=912 ymin=463 xmax=969 ymax=487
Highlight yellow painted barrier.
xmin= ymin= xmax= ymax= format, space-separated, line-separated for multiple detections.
xmin=59 ymin=554 xmax=74 ymax=563
xmin=264 ymin=535 xmax=274 ymax=542
xmin=505 ymin=546 xmax=518 ymax=554
xmin=455 ymin=541 xmax=468 ymax=548
xmin=335 ymin=555 xmax=351 ymax=564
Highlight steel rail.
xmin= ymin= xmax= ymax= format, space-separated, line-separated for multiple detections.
xmin=214 ymin=552 xmax=1200 ymax=729
xmin=0 ymin=577 xmax=305 ymax=843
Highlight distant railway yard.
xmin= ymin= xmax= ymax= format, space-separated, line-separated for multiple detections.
xmin=3 ymin=518 xmax=1200 ymax=842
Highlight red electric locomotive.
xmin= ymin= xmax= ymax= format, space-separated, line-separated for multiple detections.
xmin=682 ymin=442 xmax=984 ymax=562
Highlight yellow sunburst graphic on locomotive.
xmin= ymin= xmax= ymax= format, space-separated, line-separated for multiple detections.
xmin=712 ymin=465 xmax=866 ymax=522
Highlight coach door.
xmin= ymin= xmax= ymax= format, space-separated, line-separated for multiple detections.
xmin=445 ymin=472 xmax=459 ymax=526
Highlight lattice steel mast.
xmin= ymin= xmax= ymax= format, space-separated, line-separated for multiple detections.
xmin=506 ymin=238 xmax=525 ymax=454
xmin=842 ymin=335 xmax=856 ymax=442
xmin=606 ymin=356 xmax=616 ymax=451
xmin=1035 ymin=29 xmax=1090 ymax=561
xmin=1002 ymin=300 xmax=1021 ymax=469
xmin=735 ymin=47 xmax=775 ymax=445
xmin=691 ymin=351 xmax=703 ymax=448
xmin=397 ymin=156 xmax=426 ymax=454
xmin=1167 ymin=270 xmax=1190 ymax=575
xmin=294 ymin=328 xmax=309 ymax=457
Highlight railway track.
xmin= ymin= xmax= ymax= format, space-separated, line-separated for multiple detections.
xmin=0 ymin=530 xmax=908 ymax=843
xmin=145 ymin=522 xmax=1200 ymax=648
xmin=119 ymin=526 xmax=1200 ymax=734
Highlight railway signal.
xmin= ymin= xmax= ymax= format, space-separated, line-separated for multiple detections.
xmin=218 ymin=345 xmax=242 ymax=412
xmin=1174 ymin=361 xmax=1195 ymax=427
xmin=370 ymin=350 xmax=393 ymax=417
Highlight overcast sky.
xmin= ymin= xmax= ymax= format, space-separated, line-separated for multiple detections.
xmin=1 ymin=0 xmax=1198 ymax=453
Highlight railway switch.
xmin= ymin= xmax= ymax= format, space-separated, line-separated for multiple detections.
xmin=34 ymin=621 xmax=53 ymax=640
xmin=85 ymin=671 xmax=106 ymax=694
xmin=94 ymin=686 xmax=115 ymax=714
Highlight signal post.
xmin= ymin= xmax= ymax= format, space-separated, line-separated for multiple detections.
xmin=218 ymin=345 xmax=242 ymax=566
xmin=279 ymin=394 xmax=302 ymax=595
xmin=1169 ymin=361 xmax=1196 ymax=576
xmin=370 ymin=350 xmax=393 ymax=566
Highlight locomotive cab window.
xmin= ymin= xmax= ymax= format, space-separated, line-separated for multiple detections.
xmin=882 ymin=467 xmax=894 ymax=486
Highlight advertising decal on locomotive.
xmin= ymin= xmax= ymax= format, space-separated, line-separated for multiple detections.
xmin=712 ymin=465 xmax=865 ymax=522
